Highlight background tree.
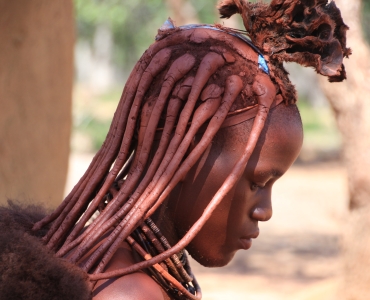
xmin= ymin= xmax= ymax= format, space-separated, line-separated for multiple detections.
xmin=0 ymin=0 xmax=74 ymax=208
xmin=317 ymin=0 xmax=370 ymax=298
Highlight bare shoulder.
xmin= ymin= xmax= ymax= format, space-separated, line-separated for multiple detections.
xmin=92 ymin=272 xmax=166 ymax=300
xmin=91 ymin=241 xmax=168 ymax=300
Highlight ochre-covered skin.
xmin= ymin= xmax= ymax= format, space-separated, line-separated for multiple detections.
xmin=168 ymin=104 xmax=302 ymax=267
xmin=26 ymin=1 xmax=349 ymax=299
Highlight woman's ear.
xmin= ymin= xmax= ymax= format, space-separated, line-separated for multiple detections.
xmin=218 ymin=0 xmax=241 ymax=19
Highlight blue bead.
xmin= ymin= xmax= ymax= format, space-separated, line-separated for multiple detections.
xmin=258 ymin=54 xmax=270 ymax=75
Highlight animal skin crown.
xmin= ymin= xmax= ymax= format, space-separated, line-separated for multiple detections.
xmin=218 ymin=0 xmax=351 ymax=82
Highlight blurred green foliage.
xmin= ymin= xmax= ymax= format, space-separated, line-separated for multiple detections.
xmin=74 ymin=0 xmax=222 ymax=71
xmin=188 ymin=0 xmax=218 ymax=23
xmin=297 ymin=99 xmax=341 ymax=159
xmin=363 ymin=0 xmax=370 ymax=43
xmin=73 ymin=87 xmax=122 ymax=151
xmin=75 ymin=0 xmax=168 ymax=69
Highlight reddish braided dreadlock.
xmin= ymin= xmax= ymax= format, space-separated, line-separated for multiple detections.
xmin=32 ymin=0 xmax=349 ymax=298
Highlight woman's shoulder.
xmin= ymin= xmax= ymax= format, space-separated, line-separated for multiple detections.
xmin=92 ymin=272 xmax=167 ymax=300
xmin=92 ymin=241 xmax=169 ymax=300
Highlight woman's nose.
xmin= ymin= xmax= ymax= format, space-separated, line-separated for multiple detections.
xmin=251 ymin=195 xmax=273 ymax=222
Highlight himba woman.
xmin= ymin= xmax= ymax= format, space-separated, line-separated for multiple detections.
xmin=0 ymin=0 xmax=350 ymax=299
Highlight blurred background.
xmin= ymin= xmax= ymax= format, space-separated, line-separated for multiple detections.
xmin=1 ymin=0 xmax=370 ymax=299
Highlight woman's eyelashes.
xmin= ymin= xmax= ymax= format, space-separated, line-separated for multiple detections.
xmin=249 ymin=176 xmax=274 ymax=191
xmin=247 ymin=170 xmax=279 ymax=191
xmin=250 ymin=182 xmax=264 ymax=191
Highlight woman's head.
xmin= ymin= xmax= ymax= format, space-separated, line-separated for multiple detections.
xmin=35 ymin=27 xmax=273 ymax=272
xmin=31 ymin=2 xmax=348 ymax=296
xmin=165 ymin=103 xmax=303 ymax=267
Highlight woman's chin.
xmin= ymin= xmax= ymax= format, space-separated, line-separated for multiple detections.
xmin=187 ymin=248 xmax=237 ymax=268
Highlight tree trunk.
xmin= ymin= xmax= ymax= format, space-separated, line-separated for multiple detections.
xmin=0 ymin=0 xmax=74 ymax=208
xmin=318 ymin=0 xmax=370 ymax=298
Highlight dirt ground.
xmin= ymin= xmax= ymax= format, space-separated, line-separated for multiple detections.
xmin=65 ymin=154 xmax=348 ymax=300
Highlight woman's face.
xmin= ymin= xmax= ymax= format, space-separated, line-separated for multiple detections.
xmin=168 ymin=105 xmax=303 ymax=267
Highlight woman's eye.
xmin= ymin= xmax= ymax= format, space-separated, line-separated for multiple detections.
xmin=250 ymin=183 xmax=259 ymax=191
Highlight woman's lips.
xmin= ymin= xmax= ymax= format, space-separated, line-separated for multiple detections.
xmin=239 ymin=231 xmax=259 ymax=250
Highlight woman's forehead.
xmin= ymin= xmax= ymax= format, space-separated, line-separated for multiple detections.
xmin=211 ymin=105 xmax=303 ymax=158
